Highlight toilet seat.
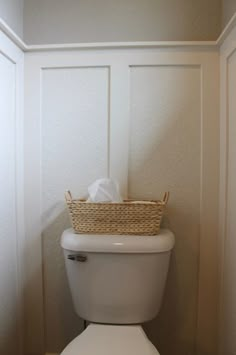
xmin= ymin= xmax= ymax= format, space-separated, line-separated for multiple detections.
xmin=61 ymin=324 xmax=160 ymax=355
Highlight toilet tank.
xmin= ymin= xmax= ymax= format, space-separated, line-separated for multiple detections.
xmin=61 ymin=229 xmax=174 ymax=324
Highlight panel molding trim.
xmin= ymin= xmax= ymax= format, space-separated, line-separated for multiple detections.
xmin=0 ymin=28 xmax=24 ymax=355
xmin=218 ymin=37 xmax=236 ymax=355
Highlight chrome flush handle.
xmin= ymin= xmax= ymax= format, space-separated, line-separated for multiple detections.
xmin=67 ymin=254 xmax=87 ymax=262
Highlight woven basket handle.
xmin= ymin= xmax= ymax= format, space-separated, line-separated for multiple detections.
xmin=65 ymin=190 xmax=73 ymax=202
xmin=163 ymin=192 xmax=170 ymax=204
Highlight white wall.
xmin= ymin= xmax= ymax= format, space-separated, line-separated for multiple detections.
xmin=23 ymin=0 xmax=221 ymax=44
xmin=24 ymin=47 xmax=219 ymax=355
xmin=0 ymin=0 xmax=24 ymax=38
xmin=219 ymin=22 xmax=236 ymax=355
xmin=0 ymin=29 xmax=24 ymax=355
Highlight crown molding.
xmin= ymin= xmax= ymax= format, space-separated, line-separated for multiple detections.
xmin=27 ymin=40 xmax=217 ymax=52
xmin=0 ymin=12 xmax=236 ymax=52
xmin=0 ymin=18 xmax=26 ymax=50
xmin=216 ymin=12 xmax=236 ymax=46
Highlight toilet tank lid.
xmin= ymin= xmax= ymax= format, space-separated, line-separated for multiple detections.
xmin=61 ymin=228 xmax=175 ymax=253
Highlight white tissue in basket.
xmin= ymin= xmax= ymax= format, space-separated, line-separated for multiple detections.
xmin=87 ymin=178 xmax=122 ymax=203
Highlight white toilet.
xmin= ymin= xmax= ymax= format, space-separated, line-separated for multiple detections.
xmin=60 ymin=228 xmax=175 ymax=355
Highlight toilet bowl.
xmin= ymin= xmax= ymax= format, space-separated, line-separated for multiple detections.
xmin=61 ymin=324 xmax=159 ymax=355
xmin=60 ymin=229 xmax=174 ymax=354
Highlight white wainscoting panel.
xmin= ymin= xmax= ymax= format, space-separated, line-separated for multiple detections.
xmin=219 ymin=27 xmax=236 ymax=354
xmin=24 ymin=49 xmax=219 ymax=355
xmin=129 ymin=65 xmax=201 ymax=354
xmin=42 ymin=67 xmax=109 ymax=352
xmin=0 ymin=30 xmax=24 ymax=355
xmin=0 ymin=49 xmax=19 ymax=355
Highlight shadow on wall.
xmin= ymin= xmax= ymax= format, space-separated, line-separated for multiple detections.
xmin=0 ymin=308 xmax=19 ymax=355
xmin=42 ymin=209 xmax=84 ymax=353
xmin=144 ymin=212 xmax=197 ymax=355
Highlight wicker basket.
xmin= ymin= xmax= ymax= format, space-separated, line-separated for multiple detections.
xmin=65 ymin=190 xmax=169 ymax=236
